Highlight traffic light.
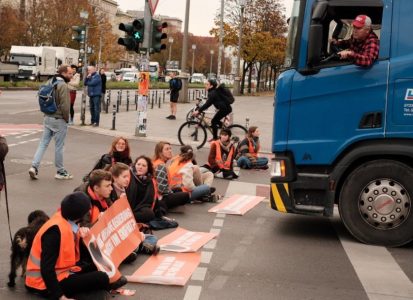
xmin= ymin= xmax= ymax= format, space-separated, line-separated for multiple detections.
xmin=118 ymin=19 xmax=144 ymax=53
xmin=151 ymin=20 xmax=168 ymax=53
xmin=72 ymin=26 xmax=86 ymax=43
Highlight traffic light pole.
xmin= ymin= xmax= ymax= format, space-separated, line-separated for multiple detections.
xmin=135 ymin=0 xmax=152 ymax=137
xmin=80 ymin=24 xmax=88 ymax=126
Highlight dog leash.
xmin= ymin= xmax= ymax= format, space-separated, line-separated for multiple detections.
xmin=1 ymin=161 xmax=13 ymax=243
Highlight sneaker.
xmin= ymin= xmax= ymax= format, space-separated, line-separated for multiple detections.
xmin=108 ymin=275 xmax=127 ymax=291
xmin=209 ymin=187 xmax=216 ymax=194
xmin=29 ymin=166 xmax=38 ymax=180
xmin=122 ymin=252 xmax=137 ymax=264
xmin=214 ymin=172 xmax=224 ymax=179
xmin=92 ymin=123 xmax=99 ymax=127
xmin=170 ymin=115 xmax=176 ymax=120
xmin=166 ymin=115 xmax=173 ymax=119
xmin=68 ymin=121 xmax=73 ymax=126
xmin=55 ymin=170 xmax=73 ymax=180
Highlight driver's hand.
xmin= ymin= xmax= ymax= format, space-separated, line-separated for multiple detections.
xmin=338 ymin=50 xmax=353 ymax=59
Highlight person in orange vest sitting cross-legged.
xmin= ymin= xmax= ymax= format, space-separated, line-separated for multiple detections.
xmin=236 ymin=126 xmax=269 ymax=170
xmin=25 ymin=191 xmax=127 ymax=300
xmin=203 ymin=128 xmax=239 ymax=179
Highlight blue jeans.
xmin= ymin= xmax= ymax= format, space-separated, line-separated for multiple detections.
xmin=89 ymin=95 xmax=101 ymax=125
xmin=237 ymin=156 xmax=268 ymax=169
xmin=32 ymin=116 xmax=68 ymax=172
xmin=190 ymin=184 xmax=211 ymax=200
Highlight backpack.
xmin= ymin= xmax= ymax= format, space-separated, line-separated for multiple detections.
xmin=218 ymin=84 xmax=235 ymax=104
xmin=172 ymin=78 xmax=182 ymax=91
xmin=38 ymin=78 xmax=60 ymax=114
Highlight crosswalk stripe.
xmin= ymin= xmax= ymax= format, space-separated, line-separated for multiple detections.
xmin=333 ymin=209 xmax=413 ymax=299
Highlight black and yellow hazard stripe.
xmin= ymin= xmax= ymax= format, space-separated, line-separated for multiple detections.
xmin=270 ymin=183 xmax=289 ymax=213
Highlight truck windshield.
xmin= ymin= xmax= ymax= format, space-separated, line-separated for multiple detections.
xmin=284 ymin=0 xmax=305 ymax=69
xmin=10 ymin=55 xmax=36 ymax=66
xmin=149 ymin=65 xmax=158 ymax=72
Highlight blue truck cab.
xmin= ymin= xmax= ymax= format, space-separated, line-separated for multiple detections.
xmin=270 ymin=0 xmax=413 ymax=246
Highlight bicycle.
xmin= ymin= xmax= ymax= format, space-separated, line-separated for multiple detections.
xmin=178 ymin=98 xmax=248 ymax=149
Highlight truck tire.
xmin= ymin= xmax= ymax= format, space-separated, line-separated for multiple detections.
xmin=339 ymin=160 xmax=413 ymax=247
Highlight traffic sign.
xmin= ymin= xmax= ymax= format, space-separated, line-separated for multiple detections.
xmin=148 ymin=0 xmax=159 ymax=16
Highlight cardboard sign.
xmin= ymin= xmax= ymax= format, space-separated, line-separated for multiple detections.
xmin=83 ymin=196 xmax=143 ymax=282
xmin=208 ymin=194 xmax=265 ymax=215
xmin=159 ymin=227 xmax=217 ymax=252
xmin=126 ymin=252 xmax=201 ymax=286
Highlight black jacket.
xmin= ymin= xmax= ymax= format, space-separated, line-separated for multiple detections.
xmin=126 ymin=168 xmax=156 ymax=220
xmin=198 ymin=85 xmax=232 ymax=113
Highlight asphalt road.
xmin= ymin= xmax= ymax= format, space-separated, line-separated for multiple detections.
xmin=0 ymin=91 xmax=412 ymax=300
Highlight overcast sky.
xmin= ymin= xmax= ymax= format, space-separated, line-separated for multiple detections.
xmin=116 ymin=0 xmax=294 ymax=36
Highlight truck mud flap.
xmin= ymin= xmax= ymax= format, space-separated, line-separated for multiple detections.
xmin=270 ymin=183 xmax=290 ymax=213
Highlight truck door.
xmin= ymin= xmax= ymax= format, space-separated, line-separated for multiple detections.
xmin=288 ymin=1 xmax=390 ymax=166
xmin=386 ymin=0 xmax=413 ymax=138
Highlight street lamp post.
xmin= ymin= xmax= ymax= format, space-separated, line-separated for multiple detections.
xmin=191 ymin=44 xmax=196 ymax=75
xmin=79 ymin=10 xmax=89 ymax=126
xmin=168 ymin=37 xmax=174 ymax=62
xmin=209 ymin=49 xmax=214 ymax=78
xmin=233 ymin=0 xmax=246 ymax=96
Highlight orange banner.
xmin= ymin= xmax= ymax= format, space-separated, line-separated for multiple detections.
xmin=159 ymin=227 xmax=217 ymax=252
xmin=126 ymin=252 xmax=201 ymax=286
xmin=83 ymin=195 xmax=143 ymax=282
xmin=208 ymin=194 xmax=265 ymax=215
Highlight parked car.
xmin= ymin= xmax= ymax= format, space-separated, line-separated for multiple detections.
xmin=104 ymin=71 xmax=116 ymax=81
xmin=122 ymin=72 xmax=139 ymax=82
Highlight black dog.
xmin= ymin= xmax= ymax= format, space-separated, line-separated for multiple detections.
xmin=7 ymin=210 xmax=49 ymax=287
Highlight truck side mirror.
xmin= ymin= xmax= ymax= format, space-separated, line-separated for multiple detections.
xmin=307 ymin=24 xmax=323 ymax=66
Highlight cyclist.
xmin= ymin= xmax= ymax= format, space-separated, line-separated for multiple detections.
xmin=192 ymin=79 xmax=233 ymax=141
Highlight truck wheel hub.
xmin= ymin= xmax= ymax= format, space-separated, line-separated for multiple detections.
xmin=359 ymin=179 xmax=411 ymax=229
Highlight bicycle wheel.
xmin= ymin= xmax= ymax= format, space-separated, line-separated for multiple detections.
xmin=227 ymin=124 xmax=247 ymax=143
xmin=178 ymin=121 xmax=208 ymax=149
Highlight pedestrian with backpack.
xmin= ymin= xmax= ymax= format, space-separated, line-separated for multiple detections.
xmin=84 ymin=65 xmax=102 ymax=127
xmin=29 ymin=64 xmax=74 ymax=180
xmin=166 ymin=72 xmax=182 ymax=120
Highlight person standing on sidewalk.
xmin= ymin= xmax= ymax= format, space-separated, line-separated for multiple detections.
xmin=99 ymin=68 xmax=107 ymax=112
xmin=166 ymin=72 xmax=182 ymax=120
xmin=29 ymin=64 xmax=74 ymax=180
xmin=84 ymin=66 xmax=102 ymax=127
xmin=68 ymin=64 xmax=80 ymax=125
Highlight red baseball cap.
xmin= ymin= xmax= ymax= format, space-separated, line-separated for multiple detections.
xmin=353 ymin=15 xmax=371 ymax=28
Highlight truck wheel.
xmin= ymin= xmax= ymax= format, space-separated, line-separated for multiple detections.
xmin=339 ymin=160 xmax=413 ymax=247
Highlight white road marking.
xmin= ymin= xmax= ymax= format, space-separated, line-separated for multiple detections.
xmin=201 ymin=251 xmax=213 ymax=264
xmin=213 ymin=219 xmax=224 ymax=227
xmin=333 ymin=210 xmax=413 ymax=300
xmin=216 ymin=213 xmax=226 ymax=218
xmin=191 ymin=267 xmax=207 ymax=281
xmin=210 ymin=228 xmax=221 ymax=235
xmin=183 ymin=285 xmax=202 ymax=300
xmin=203 ymin=239 xmax=217 ymax=250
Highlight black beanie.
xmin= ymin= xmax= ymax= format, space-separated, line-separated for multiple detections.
xmin=61 ymin=192 xmax=91 ymax=221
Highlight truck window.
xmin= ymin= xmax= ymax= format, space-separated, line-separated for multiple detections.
xmin=310 ymin=2 xmax=383 ymax=68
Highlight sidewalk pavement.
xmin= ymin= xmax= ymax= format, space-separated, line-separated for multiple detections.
xmin=71 ymin=92 xmax=275 ymax=153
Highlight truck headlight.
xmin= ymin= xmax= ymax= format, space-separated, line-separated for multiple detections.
xmin=271 ymin=159 xmax=286 ymax=177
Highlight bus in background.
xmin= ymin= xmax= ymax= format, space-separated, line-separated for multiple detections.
xmin=149 ymin=62 xmax=159 ymax=81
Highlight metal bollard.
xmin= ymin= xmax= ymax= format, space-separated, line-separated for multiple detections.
xmin=135 ymin=94 xmax=138 ymax=110
xmin=151 ymin=91 xmax=154 ymax=109
xmin=155 ymin=90 xmax=158 ymax=105
xmin=80 ymin=92 xmax=86 ymax=125
xmin=111 ymin=104 xmax=116 ymax=130
xmin=119 ymin=89 xmax=122 ymax=105
xmin=163 ymin=89 xmax=165 ymax=103
xmin=105 ymin=91 xmax=111 ymax=114
xmin=126 ymin=90 xmax=130 ymax=112
xmin=245 ymin=117 xmax=250 ymax=129
xmin=158 ymin=95 xmax=161 ymax=108
xmin=116 ymin=90 xmax=121 ymax=113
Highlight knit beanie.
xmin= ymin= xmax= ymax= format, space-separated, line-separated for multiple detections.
xmin=61 ymin=192 xmax=91 ymax=221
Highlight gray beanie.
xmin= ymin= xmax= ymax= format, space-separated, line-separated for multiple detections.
xmin=61 ymin=192 xmax=91 ymax=221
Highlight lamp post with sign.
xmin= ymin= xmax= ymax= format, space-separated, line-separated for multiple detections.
xmin=79 ymin=10 xmax=89 ymax=126
xmin=209 ymin=49 xmax=214 ymax=78
xmin=168 ymin=37 xmax=174 ymax=62
xmin=233 ymin=0 xmax=246 ymax=96
xmin=191 ymin=44 xmax=196 ymax=75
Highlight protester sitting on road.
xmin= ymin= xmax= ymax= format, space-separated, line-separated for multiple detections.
xmin=84 ymin=136 xmax=132 ymax=182
xmin=153 ymin=141 xmax=190 ymax=213
xmin=169 ymin=145 xmax=216 ymax=202
xmin=77 ymin=169 xmax=113 ymax=225
xmin=236 ymin=126 xmax=269 ymax=170
xmin=25 ymin=191 xmax=127 ymax=299
xmin=109 ymin=162 xmax=160 ymax=256
xmin=203 ymin=128 xmax=238 ymax=179
xmin=126 ymin=156 xmax=158 ymax=223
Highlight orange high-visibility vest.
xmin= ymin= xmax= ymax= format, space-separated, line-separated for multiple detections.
xmin=209 ymin=140 xmax=234 ymax=170
xmin=26 ymin=212 xmax=80 ymax=290
xmin=248 ymin=138 xmax=260 ymax=158
xmin=152 ymin=158 xmax=165 ymax=171
xmin=168 ymin=157 xmax=190 ymax=193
